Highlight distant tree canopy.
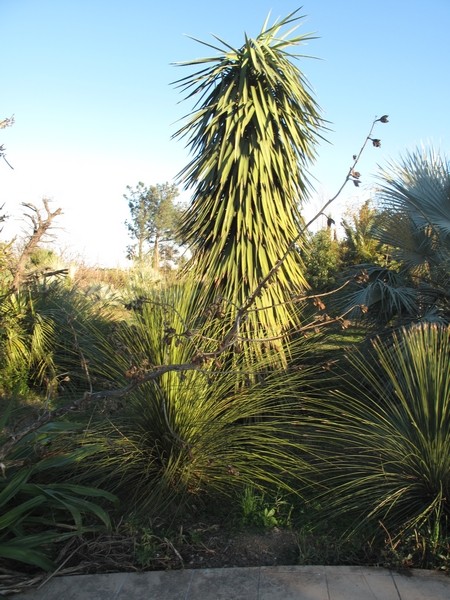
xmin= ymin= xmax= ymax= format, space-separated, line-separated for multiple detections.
xmin=304 ymin=228 xmax=341 ymax=292
xmin=340 ymin=199 xmax=386 ymax=266
xmin=124 ymin=182 xmax=183 ymax=269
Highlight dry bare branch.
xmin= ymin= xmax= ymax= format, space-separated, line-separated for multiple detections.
xmin=10 ymin=198 xmax=63 ymax=292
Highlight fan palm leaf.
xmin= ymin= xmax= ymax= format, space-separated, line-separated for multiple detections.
xmin=342 ymin=265 xmax=419 ymax=326
xmin=378 ymin=148 xmax=450 ymax=233
xmin=340 ymin=149 xmax=450 ymax=328
xmin=376 ymin=148 xmax=450 ymax=272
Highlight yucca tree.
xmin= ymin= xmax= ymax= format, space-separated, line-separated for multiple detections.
xmin=342 ymin=148 xmax=450 ymax=327
xmin=173 ymin=9 xmax=324 ymax=360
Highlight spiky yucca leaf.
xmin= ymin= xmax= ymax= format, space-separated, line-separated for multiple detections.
xmin=173 ymin=9 xmax=324 ymax=362
xmin=304 ymin=323 xmax=450 ymax=541
xmin=74 ymin=284 xmax=321 ymax=517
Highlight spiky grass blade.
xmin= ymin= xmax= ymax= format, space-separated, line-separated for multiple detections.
xmin=304 ymin=323 xmax=450 ymax=542
xmin=74 ymin=285 xmax=322 ymax=517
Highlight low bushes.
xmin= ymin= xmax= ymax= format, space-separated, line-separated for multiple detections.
xmin=71 ymin=286 xmax=321 ymax=518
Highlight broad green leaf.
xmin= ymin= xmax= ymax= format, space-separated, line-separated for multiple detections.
xmin=0 ymin=468 xmax=32 ymax=508
xmin=0 ymin=543 xmax=55 ymax=571
xmin=0 ymin=495 xmax=46 ymax=530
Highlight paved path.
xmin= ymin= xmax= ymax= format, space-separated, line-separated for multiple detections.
xmin=13 ymin=566 xmax=450 ymax=599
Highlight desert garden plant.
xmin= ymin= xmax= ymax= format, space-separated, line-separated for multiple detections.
xmin=343 ymin=148 xmax=450 ymax=328
xmin=0 ymin=277 xmax=124 ymax=398
xmin=173 ymin=9 xmax=324 ymax=363
xmin=72 ymin=283 xmax=321 ymax=520
xmin=303 ymin=323 xmax=450 ymax=567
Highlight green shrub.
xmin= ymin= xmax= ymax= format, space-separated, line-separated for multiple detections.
xmin=303 ymin=323 xmax=450 ymax=567
xmin=0 ymin=279 xmax=123 ymax=398
xmin=73 ymin=285 xmax=320 ymax=519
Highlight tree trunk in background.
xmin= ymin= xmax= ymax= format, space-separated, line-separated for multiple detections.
xmin=11 ymin=199 xmax=62 ymax=292
xmin=153 ymin=234 xmax=159 ymax=272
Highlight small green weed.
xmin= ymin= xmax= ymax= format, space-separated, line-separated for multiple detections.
xmin=381 ymin=520 xmax=450 ymax=572
xmin=126 ymin=518 xmax=186 ymax=569
xmin=134 ymin=528 xmax=161 ymax=567
xmin=239 ymin=486 xmax=293 ymax=529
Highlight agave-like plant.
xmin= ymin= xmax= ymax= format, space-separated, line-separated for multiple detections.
xmin=74 ymin=283 xmax=320 ymax=518
xmin=304 ymin=323 xmax=450 ymax=547
xmin=173 ymin=9 xmax=324 ymax=361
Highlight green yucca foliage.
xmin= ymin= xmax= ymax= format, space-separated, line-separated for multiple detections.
xmin=29 ymin=281 xmax=124 ymax=395
xmin=173 ymin=9 xmax=324 ymax=362
xmin=304 ymin=324 xmax=450 ymax=550
xmin=0 ymin=279 xmax=123 ymax=398
xmin=0 ymin=292 xmax=31 ymax=393
xmin=75 ymin=284 xmax=319 ymax=517
xmin=0 ymin=289 xmax=61 ymax=395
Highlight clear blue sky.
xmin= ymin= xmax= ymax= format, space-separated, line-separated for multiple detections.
xmin=1 ymin=0 xmax=449 ymax=266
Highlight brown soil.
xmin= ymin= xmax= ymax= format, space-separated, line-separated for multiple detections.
xmin=57 ymin=525 xmax=300 ymax=574
xmin=180 ymin=527 xmax=299 ymax=569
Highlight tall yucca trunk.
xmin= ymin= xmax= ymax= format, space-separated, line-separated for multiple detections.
xmin=173 ymin=10 xmax=324 ymax=363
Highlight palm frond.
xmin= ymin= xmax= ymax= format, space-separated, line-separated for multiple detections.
xmin=377 ymin=147 xmax=450 ymax=241
xmin=339 ymin=265 xmax=419 ymax=326
xmin=339 ymin=149 xmax=450 ymax=329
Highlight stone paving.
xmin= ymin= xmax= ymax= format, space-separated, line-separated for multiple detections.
xmin=13 ymin=566 xmax=450 ymax=599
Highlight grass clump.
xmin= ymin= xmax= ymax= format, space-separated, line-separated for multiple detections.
xmin=71 ymin=284 xmax=321 ymax=520
xmin=301 ymin=323 xmax=450 ymax=569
